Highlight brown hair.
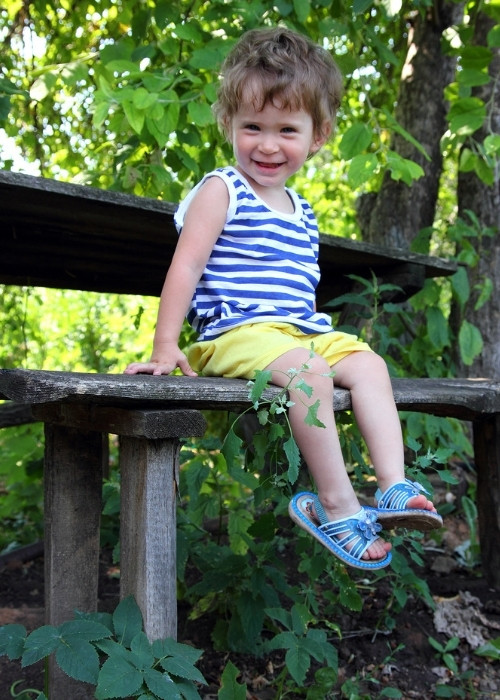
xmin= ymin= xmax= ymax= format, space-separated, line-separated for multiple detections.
xmin=213 ymin=27 xmax=343 ymax=141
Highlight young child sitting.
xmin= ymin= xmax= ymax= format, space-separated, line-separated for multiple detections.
xmin=125 ymin=26 xmax=442 ymax=570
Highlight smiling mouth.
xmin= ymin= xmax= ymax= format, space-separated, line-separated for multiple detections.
xmin=255 ymin=161 xmax=283 ymax=170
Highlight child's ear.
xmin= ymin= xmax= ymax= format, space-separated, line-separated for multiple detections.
xmin=311 ymin=120 xmax=332 ymax=153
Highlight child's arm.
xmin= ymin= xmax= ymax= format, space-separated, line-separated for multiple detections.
xmin=124 ymin=177 xmax=229 ymax=376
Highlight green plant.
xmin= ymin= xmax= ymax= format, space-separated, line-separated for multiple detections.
xmin=0 ymin=596 xmax=208 ymax=699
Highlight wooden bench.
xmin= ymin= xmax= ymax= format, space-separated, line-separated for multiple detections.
xmin=1 ymin=372 xmax=499 ymax=700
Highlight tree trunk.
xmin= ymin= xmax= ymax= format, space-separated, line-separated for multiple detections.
xmin=357 ymin=2 xmax=464 ymax=249
xmin=455 ymin=12 xmax=500 ymax=379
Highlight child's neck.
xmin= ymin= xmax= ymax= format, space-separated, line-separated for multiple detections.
xmin=238 ymin=169 xmax=295 ymax=214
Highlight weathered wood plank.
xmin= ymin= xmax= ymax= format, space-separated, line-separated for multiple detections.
xmin=0 ymin=170 xmax=457 ymax=299
xmin=1 ymin=369 xmax=499 ymax=420
xmin=0 ymin=401 xmax=36 ymax=428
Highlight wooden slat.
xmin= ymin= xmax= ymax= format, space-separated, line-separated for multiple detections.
xmin=1 ymin=369 xmax=499 ymax=421
xmin=0 ymin=170 xmax=457 ymax=300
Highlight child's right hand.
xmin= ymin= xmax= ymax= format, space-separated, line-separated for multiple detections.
xmin=124 ymin=344 xmax=198 ymax=377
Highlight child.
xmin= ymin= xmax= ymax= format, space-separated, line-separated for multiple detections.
xmin=125 ymin=26 xmax=442 ymax=570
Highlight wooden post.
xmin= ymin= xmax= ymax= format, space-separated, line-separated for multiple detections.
xmin=474 ymin=414 xmax=500 ymax=589
xmin=44 ymin=422 xmax=107 ymax=700
xmin=119 ymin=437 xmax=180 ymax=640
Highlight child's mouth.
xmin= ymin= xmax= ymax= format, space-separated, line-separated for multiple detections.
xmin=255 ymin=161 xmax=283 ymax=170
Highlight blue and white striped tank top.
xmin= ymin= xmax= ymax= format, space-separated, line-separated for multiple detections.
xmin=174 ymin=166 xmax=334 ymax=340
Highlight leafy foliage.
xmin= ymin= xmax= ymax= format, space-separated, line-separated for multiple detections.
xmin=0 ymin=596 xmax=207 ymax=699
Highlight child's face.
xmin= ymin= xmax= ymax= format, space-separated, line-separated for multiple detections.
xmin=229 ymin=96 xmax=327 ymax=192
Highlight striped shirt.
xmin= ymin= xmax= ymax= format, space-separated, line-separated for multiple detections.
xmin=174 ymin=166 xmax=334 ymax=340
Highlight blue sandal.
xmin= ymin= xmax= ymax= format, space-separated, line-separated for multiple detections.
xmin=289 ymin=492 xmax=391 ymax=570
xmin=370 ymin=479 xmax=443 ymax=531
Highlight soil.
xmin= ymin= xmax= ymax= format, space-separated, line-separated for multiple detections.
xmin=1 ymin=471 xmax=500 ymax=699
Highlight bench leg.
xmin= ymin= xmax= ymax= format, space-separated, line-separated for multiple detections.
xmin=44 ymin=423 xmax=106 ymax=699
xmin=119 ymin=436 xmax=179 ymax=641
xmin=474 ymin=414 xmax=500 ymax=590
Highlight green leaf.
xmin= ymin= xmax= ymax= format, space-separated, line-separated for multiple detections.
xmin=56 ymin=637 xmax=100 ymax=684
xmin=248 ymin=369 xmax=273 ymax=405
xmin=284 ymin=435 xmax=301 ymax=484
xmin=187 ymin=101 xmax=213 ymax=127
xmin=458 ymin=319 xmax=483 ymax=365
xmin=426 ymin=306 xmax=449 ymax=350
xmin=386 ymin=151 xmax=424 ymax=185
xmin=0 ymin=624 xmax=26 ymax=660
xmin=450 ymin=266 xmax=470 ymax=307
xmin=304 ymin=399 xmax=325 ymax=428
xmin=59 ymin=618 xmax=112 ymax=642
xmin=22 ymin=625 xmax=60 ymax=666
xmin=348 ymin=153 xmax=378 ymax=187
xmin=143 ymin=668 xmax=181 ymax=699
xmin=285 ymin=643 xmax=310 ymax=685
xmin=475 ymin=637 xmax=500 ymax=660
xmin=113 ymin=595 xmax=144 ymax=647
xmin=161 ymin=654 xmax=206 ymax=683
xmin=222 ymin=427 xmax=243 ymax=469
xmin=218 ymin=660 xmax=247 ymax=700
xmin=95 ymin=656 xmax=144 ymax=699
xmin=448 ymin=97 xmax=486 ymax=136
xmin=339 ymin=123 xmax=372 ymax=159
xmin=130 ymin=631 xmax=155 ymax=669
xmin=123 ymin=101 xmax=145 ymax=134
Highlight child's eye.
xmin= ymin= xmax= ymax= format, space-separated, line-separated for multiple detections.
xmin=245 ymin=124 xmax=260 ymax=131
xmin=281 ymin=127 xmax=296 ymax=134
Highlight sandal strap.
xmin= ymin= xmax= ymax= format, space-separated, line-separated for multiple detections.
xmin=314 ymin=498 xmax=382 ymax=561
xmin=376 ymin=478 xmax=429 ymax=511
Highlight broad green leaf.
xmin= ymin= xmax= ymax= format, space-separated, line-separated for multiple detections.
xmin=30 ymin=73 xmax=57 ymax=101
xmin=56 ymin=637 xmax=100 ymax=684
xmin=222 ymin=427 xmax=243 ymax=469
xmin=0 ymin=624 xmax=26 ymax=660
xmin=488 ymin=24 xmax=500 ymax=48
xmin=461 ymin=45 xmax=492 ymax=70
xmin=143 ymin=668 xmax=180 ymax=699
xmin=383 ymin=109 xmax=431 ymax=160
xmin=95 ymin=656 xmax=144 ymax=699
xmin=304 ymin=399 xmax=326 ymax=428
xmin=448 ymin=97 xmax=486 ymax=136
xmin=386 ymin=151 xmax=424 ymax=185
xmin=131 ymin=631 xmax=154 ymax=669
xmin=458 ymin=319 xmax=483 ymax=365
xmin=152 ymin=638 xmax=203 ymax=666
xmin=123 ymin=101 xmax=145 ymax=134
xmin=339 ymin=122 xmax=373 ymax=159
xmin=293 ymin=0 xmax=311 ymax=24
xmin=218 ymin=660 xmax=247 ymax=700
xmin=285 ymin=643 xmax=310 ymax=685
xmin=450 ymin=266 xmax=469 ymax=307
xmin=474 ymin=276 xmax=493 ymax=310
xmin=475 ymin=637 xmax=500 ymax=660
xmin=133 ymin=87 xmax=158 ymax=110
xmin=348 ymin=153 xmax=378 ymax=187
xmin=113 ymin=595 xmax=144 ymax=646
xmin=248 ymin=369 xmax=273 ymax=405
xmin=457 ymin=68 xmax=490 ymax=88
xmin=353 ymin=0 xmax=373 ymax=12
xmin=228 ymin=507 xmax=253 ymax=554
xmin=426 ymin=306 xmax=450 ymax=350
xmin=22 ymin=625 xmax=60 ymax=666
xmin=59 ymin=619 xmax=112 ymax=642
xmin=187 ymin=101 xmax=213 ymax=127
xmin=161 ymin=654 xmax=207 ymax=683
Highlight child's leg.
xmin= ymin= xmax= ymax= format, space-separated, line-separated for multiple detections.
xmin=264 ymin=347 xmax=390 ymax=561
xmin=332 ymin=351 xmax=436 ymax=512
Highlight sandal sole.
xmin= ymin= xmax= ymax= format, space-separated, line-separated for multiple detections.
xmin=366 ymin=506 xmax=443 ymax=532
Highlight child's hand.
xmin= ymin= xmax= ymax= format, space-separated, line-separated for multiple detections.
xmin=124 ymin=345 xmax=198 ymax=377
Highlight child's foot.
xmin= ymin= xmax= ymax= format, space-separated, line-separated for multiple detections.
xmin=289 ymin=493 xmax=392 ymax=570
xmin=372 ymin=479 xmax=443 ymax=531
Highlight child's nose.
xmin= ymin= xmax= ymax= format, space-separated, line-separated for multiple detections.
xmin=258 ymin=134 xmax=279 ymax=153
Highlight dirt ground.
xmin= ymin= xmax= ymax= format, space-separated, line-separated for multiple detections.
xmin=1 ymin=473 xmax=500 ymax=699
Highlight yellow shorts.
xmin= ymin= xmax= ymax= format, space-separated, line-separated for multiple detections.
xmin=187 ymin=322 xmax=372 ymax=379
